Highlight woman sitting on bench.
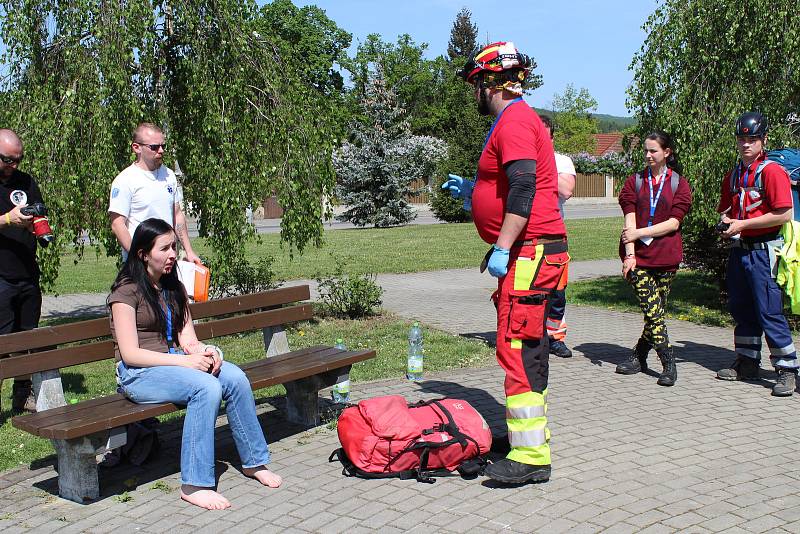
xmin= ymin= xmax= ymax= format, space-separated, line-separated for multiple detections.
xmin=108 ymin=218 xmax=281 ymax=510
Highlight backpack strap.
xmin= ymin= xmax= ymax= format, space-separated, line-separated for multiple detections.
xmin=731 ymin=159 xmax=773 ymax=194
xmin=753 ymin=160 xmax=774 ymax=191
xmin=670 ymin=171 xmax=680 ymax=195
xmin=635 ymin=170 xmax=680 ymax=195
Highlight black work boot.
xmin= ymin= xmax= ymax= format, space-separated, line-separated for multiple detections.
xmin=11 ymin=380 xmax=36 ymax=413
xmin=717 ymin=355 xmax=760 ymax=381
xmin=656 ymin=346 xmax=677 ymax=386
xmin=484 ymin=458 xmax=550 ymax=484
xmin=549 ymin=339 xmax=572 ymax=358
xmin=616 ymin=339 xmax=650 ymax=375
xmin=772 ymin=368 xmax=797 ymax=397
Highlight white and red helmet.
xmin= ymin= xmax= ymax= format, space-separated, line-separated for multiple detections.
xmin=459 ymin=41 xmax=532 ymax=89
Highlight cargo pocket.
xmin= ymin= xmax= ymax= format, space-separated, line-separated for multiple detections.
xmin=533 ymin=252 xmax=570 ymax=289
xmin=507 ymin=290 xmax=549 ymax=340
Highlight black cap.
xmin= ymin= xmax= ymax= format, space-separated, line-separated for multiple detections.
xmin=735 ymin=112 xmax=768 ymax=137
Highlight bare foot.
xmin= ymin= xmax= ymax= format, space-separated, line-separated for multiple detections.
xmin=242 ymin=466 xmax=282 ymax=488
xmin=180 ymin=484 xmax=231 ymax=510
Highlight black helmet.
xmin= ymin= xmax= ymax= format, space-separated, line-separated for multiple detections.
xmin=735 ymin=112 xmax=768 ymax=137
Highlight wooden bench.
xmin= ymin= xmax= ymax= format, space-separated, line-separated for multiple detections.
xmin=0 ymin=285 xmax=375 ymax=503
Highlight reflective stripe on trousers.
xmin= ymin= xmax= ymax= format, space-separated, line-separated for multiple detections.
xmin=546 ymin=318 xmax=567 ymax=340
xmin=506 ymin=389 xmax=550 ymax=465
xmin=495 ymin=242 xmax=567 ymax=467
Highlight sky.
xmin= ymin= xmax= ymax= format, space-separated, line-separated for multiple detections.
xmin=290 ymin=0 xmax=660 ymax=117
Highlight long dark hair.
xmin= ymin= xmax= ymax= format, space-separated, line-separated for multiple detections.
xmin=645 ymin=131 xmax=682 ymax=174
xmin=110 ymin=218 xmax=188 ymax=340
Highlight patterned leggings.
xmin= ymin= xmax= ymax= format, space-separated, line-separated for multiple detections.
xmin=627 ymin=268 xmax=676 ymax=350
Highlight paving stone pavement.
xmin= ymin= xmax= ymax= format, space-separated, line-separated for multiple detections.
xmin=7 ymin=261 xmax=800 ymax=532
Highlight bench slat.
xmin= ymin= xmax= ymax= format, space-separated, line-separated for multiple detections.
xmin=190 ymin=285 xmax=310 ymax=319
xmin=0 ymin=285 xmax=311 ymax=356
xmin=13 ymin=345 xmax=376 ymax=439
xmin=193 ymin=303 xmax=313 ymax=340
xmin=0 ymin=303 xmax=315 ymax=380
xmin=25 ymin=347 xmax=339 ymax=435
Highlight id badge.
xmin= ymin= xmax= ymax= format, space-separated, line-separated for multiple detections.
xmin=639 ymin=236 xmax=654 ymax=246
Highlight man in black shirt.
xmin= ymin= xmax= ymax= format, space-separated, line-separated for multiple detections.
xmin=0 ymin=129 xmax=44 ymax=412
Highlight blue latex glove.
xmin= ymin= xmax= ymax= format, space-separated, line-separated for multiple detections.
xmin=487 ymin=244 xmax=510 ymax=278
xmin=441 ymin=174 xmax=474 ymax=211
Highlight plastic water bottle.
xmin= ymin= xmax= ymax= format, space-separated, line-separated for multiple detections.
xmin=332 ymin=339 xmax=350 ymax=403
xmin=407 ymin=322 xmax=424 ymax=381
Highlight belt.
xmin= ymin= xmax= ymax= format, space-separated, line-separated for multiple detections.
xmin=513 ymin=236 xmax=566 ymax=247
xmin=732 ymin=239 xmax=780 ymax=251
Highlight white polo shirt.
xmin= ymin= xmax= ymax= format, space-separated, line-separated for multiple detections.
xmin=108 ymin=163 xmax=183 ymax=239
xmin=555 ymin=152 xmax=576 ymax=218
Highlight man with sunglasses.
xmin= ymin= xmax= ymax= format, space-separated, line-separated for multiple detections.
xmin=109 ymin=123 xmax=201 ymax=264
xmin=442 ymin=42 xmax=567 ymax=485
xmin=0 ymin=128 xmax=46 ymax=412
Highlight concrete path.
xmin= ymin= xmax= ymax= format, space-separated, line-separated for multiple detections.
xmin=6 ymin=261 xmax=800 ymax=533
xmin=185 ymin=201 xmax=621 ymax=238
xmin=40 ymin=259 xmax=621 ymax=320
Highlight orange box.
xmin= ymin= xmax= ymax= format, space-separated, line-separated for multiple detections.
xmin=177 ymin=261 xmax=210 ymax=302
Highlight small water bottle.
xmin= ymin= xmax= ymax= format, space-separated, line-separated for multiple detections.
xmin=407 ymin=322 xmax=424 ymax=381
xmin=332 ymin=338 xmax=350 ymax=403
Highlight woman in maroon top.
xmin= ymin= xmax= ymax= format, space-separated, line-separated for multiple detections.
xmin=616 ymin=131 xmax=692 ymax=386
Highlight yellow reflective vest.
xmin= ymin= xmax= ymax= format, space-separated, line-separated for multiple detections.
xmin=776 ymin=220 xmax=800 ymax=314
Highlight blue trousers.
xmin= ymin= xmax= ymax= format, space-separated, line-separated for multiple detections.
xmin=117 ymin=360 xmax=272 ymax=487
xmin=727 ymin=246 xmax=797 ymax=368
xmin=547 ymin=288 xmax=567 ymax=341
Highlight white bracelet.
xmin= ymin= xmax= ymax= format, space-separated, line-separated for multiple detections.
xmin=204 ymin=344 xmax=224 ymax=361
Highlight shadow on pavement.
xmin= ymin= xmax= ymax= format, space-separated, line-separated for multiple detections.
xmin=30 ymin=395 xmax=311 ymax=502
xmin=676 ymin=339 xmax=779 ymax=391
xmin=462 ymin=331 xmax=497 ymax=348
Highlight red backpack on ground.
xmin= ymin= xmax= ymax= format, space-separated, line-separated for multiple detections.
xmin=329 ymin=395 xmax=492 ymax=483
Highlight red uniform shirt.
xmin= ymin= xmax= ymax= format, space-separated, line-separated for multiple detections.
xmin=717 ymin=152 xmax=792 ymax=238
xmin=471 ymin=102 xmax=565 ymax=244
xmin=618 ymin=169 xmax=692 ymax=271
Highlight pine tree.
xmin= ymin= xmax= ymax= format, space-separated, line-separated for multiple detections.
xmin=447 ymin=8 xmax=478 ymax=60
xmin=334 ymin=70 xmax=448 ymax=227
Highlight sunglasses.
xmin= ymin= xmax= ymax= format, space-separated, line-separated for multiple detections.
xmin=0 ymin=154 xmax=23 ymax=165
xmin=135 ymin=142 xmax=167 ymax=151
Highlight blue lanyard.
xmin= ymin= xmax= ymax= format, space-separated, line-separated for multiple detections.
xmin=475 ymin=98 xmax=525 ymax=183
xmin=735 ymin=162 xmax=755 ymax=220
xmin=737 ymin=161 xmax=755 ymax=190
xmin=161 ymin=290 xmax=177 ymax=354
xmin=481 ymin=97 xmax=524 ymax=150
xmin=647 ymin=168 xmax=669 ymax=227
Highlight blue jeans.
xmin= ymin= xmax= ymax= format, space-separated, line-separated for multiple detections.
xmin=117 ymin=360 xmax=272 ymax=487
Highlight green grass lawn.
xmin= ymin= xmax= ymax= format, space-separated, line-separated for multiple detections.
xmin=568 ymin=270 xmax=732 ymax=328
xmin=0 ymin=314 xmax=493 ymax=472
xmin=49 ymin=217 xmax=620 ymax=294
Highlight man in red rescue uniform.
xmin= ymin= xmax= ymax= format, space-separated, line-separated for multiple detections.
xmin=442 ymin=42 xmax=568 ymax=484
xmin=717 ymin=112 xmax=797 ymax=396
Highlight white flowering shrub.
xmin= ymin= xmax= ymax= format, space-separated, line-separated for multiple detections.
xmin=334 ymin=74 xmax=448 ymax=227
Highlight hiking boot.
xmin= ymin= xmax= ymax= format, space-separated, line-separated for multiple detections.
xmin=656 ymin=346 xmax=677 ymax=387
xmin=484 ymin=458 xmax=550 ymax=484
xmin=717 ymin=356 xmax=760 ymax=381
xmin=11 ymin=380 xmax=36 ymax=413
xmin=772 ymin=368 xmax=797 ymax=397
xmin=616 ymin=339 xmax=650 ymax=375
xmin=549 ymin=340 xmax=572 ymax=358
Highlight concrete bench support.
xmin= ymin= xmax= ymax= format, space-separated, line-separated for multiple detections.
xmin=53 ymin=432 xmax=106 ymax=503
xmin=263 ymin=325 xmax=352 ymax=426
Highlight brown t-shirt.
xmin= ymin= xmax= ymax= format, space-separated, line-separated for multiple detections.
xmin=108 ymin=282 xmax=169 ymax=362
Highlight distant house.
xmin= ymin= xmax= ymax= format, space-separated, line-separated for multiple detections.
xmin=590 ymin=132 xmax=625 ymax=156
